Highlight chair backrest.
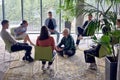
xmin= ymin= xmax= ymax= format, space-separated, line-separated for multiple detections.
xmin=34 ymin=46 xmax=53 ymax=62
xmin=10 ymin=27 xmax=16 ymax=36
xmin=10 ymin=27 xmax=23 ymax=40
xmin=98 ymin=45 xmax=112 ymax=58
xmin=2 ymin=38 xmax=12 ymax=52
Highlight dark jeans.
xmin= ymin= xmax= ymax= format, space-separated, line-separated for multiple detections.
xmin=57 ymin=49 xmax=76 ymax=57
xmin=84 ymin=45 xmax=101 ymax=63
xmin=76 ymin=27 xmax=86 ymax=45
xmin=11 ymin=43 xmax=32 ymax=57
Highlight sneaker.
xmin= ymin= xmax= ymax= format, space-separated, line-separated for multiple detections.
xmin=26 ymin=56 xmax=34 ymax=62
xmin=22 ymin=56 xmax=26 ymax=61
xmin=78 ymin=35 xmax=83 ymax=40
xmin=76 ymin=45 xmax=79 ymax=49
xmin=63 ymin=54 xmax=68 ymax=58
xmin=41 ymin=65 xmax=46 ymax=71
xmin=89 ymin=63 xmax=97 ymax=70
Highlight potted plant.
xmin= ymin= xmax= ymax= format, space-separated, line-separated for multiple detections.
xmin=62 ymin=13 xmax=72 ymax=32
xmin=58 ymin=0 xmax=120 ymax=80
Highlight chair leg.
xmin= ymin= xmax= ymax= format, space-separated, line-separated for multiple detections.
xmin=4 ymin=51 xmax=25 ymax=69
xmin=3 ymin=51 xmax=19 ymax=63
xmin=53 ymin=55 xmax=58 ymax=78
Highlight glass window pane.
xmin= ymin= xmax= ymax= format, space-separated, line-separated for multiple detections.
xmin=4 ymin=0 xmax=21 ymax=28
xmin=23 ymin=0 xmax=41 ymax=32
xmin=42 ymin=0 xmax=60 ymax=32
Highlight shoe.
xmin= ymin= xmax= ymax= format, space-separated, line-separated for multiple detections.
xmin=89 ymin=63 xmax=97 ymax=70
xmin=63 ymin=54 xmax=68 ymax=58
xmin=41 ymin=65 xmax=46 ymax=71
xmin=76 ymin=45 xmax=79 ymax=49
xmin=78 ymin=35 xmax=83 ymax=40
xmin=47 ymin=66 xmax=50 ymax=69
xmin=26 ymin=56 xmax=34 ymax=62
xmin=22 ymin=56 xmax=26 ymax=61
xmin=47 ymin=66 xmax=53 ymax=72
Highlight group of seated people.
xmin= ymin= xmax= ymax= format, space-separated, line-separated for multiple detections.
xmin=1 ymin=11 xmax=120 ymax=71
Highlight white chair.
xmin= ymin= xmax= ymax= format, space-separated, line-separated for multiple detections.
xmin=2 ymin=39 xmax=25 ymax=69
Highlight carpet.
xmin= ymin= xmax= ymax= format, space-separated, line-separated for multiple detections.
xmin=2 ymin=49 xmax=105 ymax=80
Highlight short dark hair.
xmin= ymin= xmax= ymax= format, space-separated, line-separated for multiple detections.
xmin=48 ymin=11 xmax=52 ymax=14
xmin=21 ymin=20 xmax=27 ymax=25
xmin=1 ymin=20 xmax=9 ymax=26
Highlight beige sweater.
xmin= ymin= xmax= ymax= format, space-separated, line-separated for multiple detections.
xmin=1 ymin=29 xmax=17 ymax=47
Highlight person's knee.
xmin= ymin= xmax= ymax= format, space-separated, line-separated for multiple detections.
xmin=27 ymin=46 xmax=32 ymax=51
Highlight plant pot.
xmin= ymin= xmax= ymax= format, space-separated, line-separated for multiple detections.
xmin=105 ymin=56 xmax=117 ymax=80
xmin=65 ymin=21 xmax=71 ymax=32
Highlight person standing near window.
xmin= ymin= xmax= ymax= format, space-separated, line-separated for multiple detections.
xmin=45 ymin=11 xmax=60 ymax=43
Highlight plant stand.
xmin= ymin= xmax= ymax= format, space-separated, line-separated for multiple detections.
xmin=117 ymin=44 xmax=120 ymax=80
xmin=105 ymin=56 xmax=117 ymax=80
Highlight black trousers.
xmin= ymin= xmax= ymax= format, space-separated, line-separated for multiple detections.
xmin=11 ymin=43 xmax=32 ymax=57
xmin=42 ymin=61 xmax=53 ymax=65
xmin=76 ymin=27 xmax=86 ymax=45
xmin=84 ymin=48 xmax=99 ymax=63
xmin=57 ymin=49 xmax=76 ymax=57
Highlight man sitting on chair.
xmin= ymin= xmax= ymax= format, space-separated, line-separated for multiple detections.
xmin=45 ymin=11 xmax=60 ymax=43
xmin=76 ymin=13 xmax=93 ymax=47
xmin=84 ymin=26 xmax=111 ymax=70
xmin=56 ymin=28 xmax=76 ymax=58
xmin=36 ymin=26 xmax=55 ymax=70
xmin=1 ymin=20 xmax=34 ymax=62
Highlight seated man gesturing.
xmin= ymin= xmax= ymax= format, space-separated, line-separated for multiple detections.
xmin=1 ymin=20 xmax=34 ymax=62
xmin=56 ymin=28 xmax=76 ymax=58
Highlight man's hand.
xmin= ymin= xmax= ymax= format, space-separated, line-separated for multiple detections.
xmin=55 ymin=46 xmax=63 ymax=51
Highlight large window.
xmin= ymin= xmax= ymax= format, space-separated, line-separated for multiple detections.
xmin=4 ymin=0 xmax=21 ymax=27
xmin=23 ymin=0 xmax=41 ymax=32
xmin=42 ymin=0 xmax=60 ymax=32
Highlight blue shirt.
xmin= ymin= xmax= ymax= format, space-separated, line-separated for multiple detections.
xmin=14 ymin=26 xmax=27 ymax=36
xmin=45 ymin=18 xmax=57 ymax=30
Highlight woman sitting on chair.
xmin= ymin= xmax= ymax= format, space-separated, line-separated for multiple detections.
xmin=14 ymin=20 xmax=34 ymax=46
xmin=36 ymin=26 xmax=55 ymax=70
